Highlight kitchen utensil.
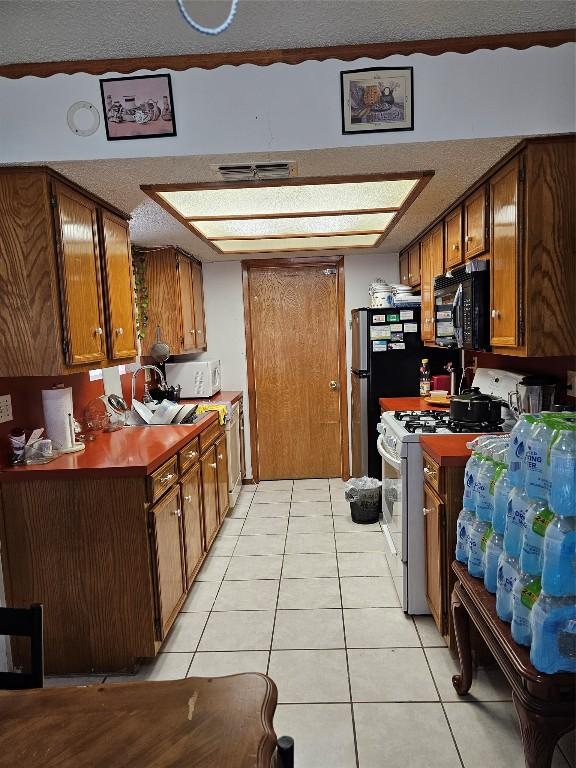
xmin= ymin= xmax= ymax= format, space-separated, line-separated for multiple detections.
xmin=150 ymin=326 xmax=171 ymax=363
xmin=509 ymin=375 xmax=557 ymax=415
xmin=132 ymin=400 xmax=154 ymax=424
xmin=172 ymin=403 xmax=197 ymax=424
xmin=424 ymin=395 xmax=450 ymax=407
xmin=108 ymin=394 xmax=128 ymax=414
xmin=150 ymin=400 xmax=182 ymax=425
xmin=450 ymin=387 xmax=505 ymax=425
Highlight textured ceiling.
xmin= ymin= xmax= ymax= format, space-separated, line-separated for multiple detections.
xmin=1 ymin=0 xmax=574 ymax=65
xmin=50 ymin=136 xmax=522 ymax=262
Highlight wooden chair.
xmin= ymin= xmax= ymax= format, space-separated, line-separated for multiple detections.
xmin=0 ymin=603 xmax=44 ymax=690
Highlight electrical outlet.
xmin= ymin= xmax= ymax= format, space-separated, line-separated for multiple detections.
xmin=0 ymin=394 xmax=13 ymax=424
xmin=567 ymin=370 xmax=576 ymax=395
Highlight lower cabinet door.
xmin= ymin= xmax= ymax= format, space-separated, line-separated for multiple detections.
xmin=149 ymin=485 xmax=186 ymax=639
xmin=181 ymin=464 xmax=204 ymax=586
xmin=216 ymin=434 xmax=229 ymax=521
xmin=201 ymin=445 xmax=220 ymax=548
xmin=423 ymin=484 xmax=444 ymax=634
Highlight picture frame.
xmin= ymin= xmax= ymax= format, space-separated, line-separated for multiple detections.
xmin=340 ymin=67 xmax=414 ymax=135
xmin=99 ymin=74 xmax=177 ymax=141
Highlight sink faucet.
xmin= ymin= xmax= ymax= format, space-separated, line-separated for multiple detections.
xmin=131 ymin=365 xmax=166 ymax=405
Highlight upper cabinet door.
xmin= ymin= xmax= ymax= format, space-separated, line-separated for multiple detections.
xmin=99 ymin=210 xmax=137 ymax=359
xmin=464 ymin=186 xmax=489 ymax=259
xmin=420 ymin=236 xmax=434 ymax=342
xmin=399 ymin=252 xmax=410 ymax=286
xmin=444 ymin=207 xmax=463 ymax=269
xmin=490 ymin=157 xmax=520 ymax=348
xmin=408 ymin=245 xmax=420 ymax=287
xmin=178 ymin=256 xmax=196 ymax=352
xmin=191 ymin=261 xmax=207 ymax=350
xmin=52 ymin=182 xmax=106 ymax=365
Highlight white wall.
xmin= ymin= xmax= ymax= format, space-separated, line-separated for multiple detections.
xmin=200 ymin=253 xmax=400 ymax=478
xmin=1 ymin=45 xmax=574 ymax=163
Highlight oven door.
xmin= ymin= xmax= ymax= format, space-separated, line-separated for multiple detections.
xmin=377 ymin=434 xmax=401 ymax=526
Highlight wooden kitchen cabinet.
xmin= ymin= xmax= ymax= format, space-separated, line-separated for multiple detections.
xmin=137 ymin=246 xmax=207 ymax=358
xmin=464 ymin=186 xmax=489 ymax=259
xmin=444 ymin=207 xmax=463 ymax=269
xmin=408 ymin=245 xmax=420 ymax=287
xmin=423 ymin=483 xmax=444 ymax=631
xmin=420 ymin=224 xmax=443 ymax=343
xmin=181 ymin=462 xmax=205 ymax=587
xmin=399 ymin=251 xmax=410 ymax=286
xmin=0 ymin=167 xmax=136 ymax=376
xmin=149 ymin=485 xmax=186 ymax=639
xmin=215 ymin=433 xmax=229 ymax=521
xmin=201 ymin=444 xmax=220 ymax=548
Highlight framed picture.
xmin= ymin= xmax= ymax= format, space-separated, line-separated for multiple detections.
xmin=340 ymin=67 xmax=413 ymax=134
xmin=99 ymin=74 xmax=176 ymax=141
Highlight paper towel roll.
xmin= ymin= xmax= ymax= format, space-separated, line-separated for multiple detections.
xmin=42 ymin=388 xmax=74 ymax=449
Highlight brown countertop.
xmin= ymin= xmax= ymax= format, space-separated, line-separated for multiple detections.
xmin=184 ymin=390 xmax=243 ymax=406
xmin=379 ymin=396 xmax=450 ymax=412
xmin=420 ymin=434 xmax=481 ymax=467
xmin=0 ymin=412 xmax=218 ymax=481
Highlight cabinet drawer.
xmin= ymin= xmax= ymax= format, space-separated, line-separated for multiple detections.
xmin=199 ymin=419 xmax=224 ymax=455
xmin=423 ymin=454 xmax=443 ymax=495
xmin=178 ymin=437 xmax=200 ymax=476
xmin=148 ymin=456 xmax=178 ymax=503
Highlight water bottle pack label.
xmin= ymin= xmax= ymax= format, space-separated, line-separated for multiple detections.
xmin=489 ymin=463 xmax=506 ymax=496
xmin=520 ymin=576 xmax=542 ymax=610
xmin=532 ymin=507 xmax=554 ymax=538
xmin=480 ymin=525 xmax=493 ymax=553
xmin=509 ymin=439 xmax=525 ymax=477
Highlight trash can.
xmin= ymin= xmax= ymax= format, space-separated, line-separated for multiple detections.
xmin=344 ymin=477 xmax=382 ymax=524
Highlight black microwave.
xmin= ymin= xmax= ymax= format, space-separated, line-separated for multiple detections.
xmin=433 ymin=260 xmax=490 ymax=350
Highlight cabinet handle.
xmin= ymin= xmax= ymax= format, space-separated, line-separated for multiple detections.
xmin=452 ymin=243 xmax=459 ymax=251
xmin=173 ymin=508 xmax=182 ymax=517
xmin=408 ymin=272 xmax=412 ymax=278
xmin=94 ymin=327 xmax=103 ymax=335
xmin=160 ymin=473 xmax=175 ymax=484
xmin=189 ymin=329 xmax=196 ymax=335
xmin=491 ymin=309 xmax=500 ymax=319
xmin=183 ymin=495 xmax=193 ymax=502
xmin=218 ymin=454 xmax=224 ymax=460
xmin=424 ymin=467 xmax=437 ymax=478
xmin=187 ymin=451 xmax=198 ymax=459
xmin=115 ymin=327 xmax=124 ymax=335
xmin=209 ymin=462 xmax=217 ymax=469
xmin=423 ymin=507 xmax=431 ymax=516
xmin=465 ymin=235 xmax=473 ymax=243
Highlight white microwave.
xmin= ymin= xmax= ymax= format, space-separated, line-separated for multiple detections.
xmin=165 ymin=360 xmax=222 ymax=398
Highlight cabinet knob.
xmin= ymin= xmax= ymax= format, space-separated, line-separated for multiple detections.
xmin=424 ymin=467 xmax=437 ymax=478
xmin=408 ymin=272 xmax=412 ymax=278
xmin=423 ymin=507 xmax=431 ymax=516
xmin=197 ymin=330 xmax=203 ymax=337
xmin=115 ymin=327 xmax=124 ymax=335
xmin=218 ymin=453 xmax=224 ymax=460
xmin=183 ymin=495 xmax=193 ymax=502
xmin=452 ymin=243 xmax=459 ymax=251
xmin=173 ymin=508 xmax=182 ymax=517
xmin=187 ymin=451 xmax=197 ymax=460
xmin=94 ymin=327 xmax=103 ymax=335
xmin=329 ymin=380 xmax=338 ymax=390
xmin=160 ymin=473 xmax=175 ymax=484
xmin=189 ymin=329 xmax=195 ymax=335
xmin=209 ymin=462 xmax=217 ymax=469
xmin=465 ymin=235 xmax=473 ymax=243
xmin=491 ymin=309 xmax=500 ymax=319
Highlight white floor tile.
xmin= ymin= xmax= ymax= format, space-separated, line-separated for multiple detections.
xmin=393 ymin=576 xmax=404 ymax=604
xmin=343 ymin=608 xmax=420 ymax=648
xmin=196 ymin=556 xmax=231 ymax=582
xmin=292 ymin=478 xmax=330 ymax=490
xmin=277 ymin=577 xmax=341 ymax=610
xmin=219 ymin=518 xmax=245 ymax=536
xmin=426 ymin=647 xmax=512 ymax=702
xmin=348 ymin=648 xmax=438 ymax=702
xmin=340 ymin=576 xmax=400 ymax=608
xmin=445 ymin=701 xmax=570 ymax=768
xmin=331 ymin=501 xmax=351 ymax=516
xmin=212 ymin=579 xmax=279 ymax=611
xmin=45 ymin=675 xmax=105 ymax=688
xmin=248 ymin=502 xmax=290 ymax=518
xmin=198 ymin=610 xmax=275 ymax=651
xmin=225 ymin=555 xmax=283 ymax=581
xmin=254 ymin=490 xmax=293 ymax=503
xmin=288 ymin=516 xmax=334 ymax=533
xmin=285 ymin=532 xmax=336 ymax=554
xmin=413 ymin=615 xmax=446 ymax=647
xmin=384 ymin=550 xmax=404 ymax=577
xmin=161 ymin=612 xmax=209 ymax=653
xmin=333 ymin=517 xmax=380 ymax=533
xmin=233 ymin=533 xmax=285 ymax=556
xmin=274 ymin=704 xmax=356 ymax=768
xmin=228 ymin=504 xmax=249 ymax=519
xmin=335 ymin=532 xmax=386 ymax=553
xmin=272 ymin=609 xmax=345 ymax=650
xmin=208 ymin=535 xmax=238 ymax=556
xmin=188 ymin=651 xmax=269 ymax=677
xmin=282 ymin=553 xmax=338 ymax=579
xmin=337 ymin=552 xmax=390 ymax=577
xmin=241 ymin=517 xmax=288 ymax=535
xmin=181 ymin=581 xmax=220 ymax=612
xmin=354 ymin=703 xmax=461 ymax=768
xmin=257 ymin=480 xmax=294 ymax=490
xmin=106 ymin=653 xmax=192 ymax=683
xmin=292 ymin=489 xmax=331 ymax=503
xmin=268 ymin=650 xmax=350 ymax=703
xmin=290 ymin=501 xmax=332 ymax=516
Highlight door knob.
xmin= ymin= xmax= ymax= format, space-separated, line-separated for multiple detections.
xmin=115 ymin=327 xmax=124 ymax=335
xmin=329 ymin=380 xmax=338 ymax=390
xmin=94 ymin=327 xmax=103 ymax=335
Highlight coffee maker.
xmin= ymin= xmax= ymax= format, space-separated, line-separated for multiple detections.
xmin=509 ymin=375 xmax=558 ymax=414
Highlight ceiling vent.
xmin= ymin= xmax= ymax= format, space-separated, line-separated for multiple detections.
xmin=211 ymin=162 xmax=297 ymax=181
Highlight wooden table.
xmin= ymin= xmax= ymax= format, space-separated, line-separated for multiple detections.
xmin=451 ymin=562 xmax=575 ymax=768
xmin=0 ymin=674 xmax=280 ymax=768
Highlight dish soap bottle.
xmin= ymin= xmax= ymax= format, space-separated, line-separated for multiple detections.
xmin=419 ymin=359 xmax=431 ymax=397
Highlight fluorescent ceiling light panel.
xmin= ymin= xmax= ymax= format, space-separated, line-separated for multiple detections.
xmin=194 ymin=212 xmax=396 ymax=239
xmin=215 ymin=234 xmax=380 ymax=253
xmin=158 ymin=178 xmax=418 ymax=218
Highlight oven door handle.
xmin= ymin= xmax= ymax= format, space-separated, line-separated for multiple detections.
xmin=377 ymin=435 xmax=401 ymax=472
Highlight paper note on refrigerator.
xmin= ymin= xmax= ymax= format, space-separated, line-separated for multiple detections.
xmin=372 ymin=340 xmax=388 ymax=352
xmin=403 ymin=323 xmax=418 ymax=333
xmin=399 ymin=310 xmax=414 ymax=320
xmin=370 ymin=325 xmax=390 ymax=340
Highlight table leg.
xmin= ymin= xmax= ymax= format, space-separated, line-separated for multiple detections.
xmin=451 ymin=585 xmax=473 ymax=696
xmin=513 ymin=692 xmax=573 ymax=768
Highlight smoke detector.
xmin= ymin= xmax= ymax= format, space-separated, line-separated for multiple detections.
xmin=211 ymin=162 xmax=298 ymax=181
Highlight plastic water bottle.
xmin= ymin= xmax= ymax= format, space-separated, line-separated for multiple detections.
xmin=484 ymin=530 xmax=504 ymax=594
xmin=504 ymin=486 xmax=531 ymax=558
xmin=548 ymin=425 xmax=576 ymax=517
xmin=525 ymin=417 xmax=557 ymax=501
xmin=511 ymin=572 xmax=542 ymax=646
xmin=507 ymin=415 xmax=538 ymax=487
xmin=530 ymin=593 xmax=576 ymax=673
xmin=475 ymin=441 xmax=509 ymax=522
xmin=492 ymin=455 xmax=513 ymax=535
xmin=541 ymin=515 xmax=576 ymax=597
xmin=462 ymin=437 xmax=490 ymax=512
xmin=496 ymin=551 xmax=520 ymax=622
xmin=468 ymin=518 xmax=490 ymax=578
xmin=455 ymin=507 xmax=475 ymax=563
xmin=519 ymin=499 xmax=554 ymax=575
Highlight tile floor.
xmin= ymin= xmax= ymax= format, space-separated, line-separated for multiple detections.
xmin=46 ymin=478 xmax=575 ymax=768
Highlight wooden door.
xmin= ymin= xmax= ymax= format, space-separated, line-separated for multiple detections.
xmin=245 ymin=261 xmax=345 ymax=480
xmin=178 ymin=255 xmax=196 ymax=352
xmin=408 ymin=245 xmax=420 ymax=287
xmin=191 ymin=261 xmax=206 ymax=351
xmin=444 ymin=208 xmax=463 ymax=269
xmin=423 ymin=483 xmax=444 ymax=633
xmin=490 ymin=158 xmax=520 ymax=347
xmin=149 ymin=485 xmax=186 ymax=638
xmin=399 ymin=251 xmax=410 ymax=285
xmin=201 ymin=445 xmax=220 ymax=547
xmin=181 ymin=464 xmax=204 ymax=586
xmin=52 ymin=182 xmax=106 ymax=365
xmin=99 ymin=210 xmax=137 ymax=359
xmin=215 ymin=434 xmax=229 ymax=521
xmin=464 ymin=187 xmax=488 ymax=259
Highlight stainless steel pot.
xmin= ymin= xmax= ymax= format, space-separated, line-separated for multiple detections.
xmin=509 ymin=376 xmax=557 ymax=415
xmin=450 ymin=387 xmax=504 ymax=424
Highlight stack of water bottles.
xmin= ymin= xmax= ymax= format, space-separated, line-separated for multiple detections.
xmin=455 ymin=411 xmax=576 ymax=674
